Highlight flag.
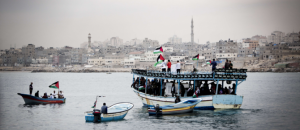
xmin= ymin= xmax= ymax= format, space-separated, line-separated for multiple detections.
xmin=207 ymin=60 xmax=211 ymax=65
xmin=91 ymin=100 xmax=97 ymax=108
xmin=192 ymin=54 xmax=199 ymax=61
xmin=49 ymin=81 xmax=59 ymax=89
xmin=153 ymin=46 xmax=163 ymax=54
xmin=154 ymin=54 xmax=165 ymax=67
xmin=193 ymin=92 xmax=198 ymax=98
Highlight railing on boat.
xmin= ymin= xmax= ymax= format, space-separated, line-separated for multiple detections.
xmin=131 ymin=69 xmax=247 ymax=81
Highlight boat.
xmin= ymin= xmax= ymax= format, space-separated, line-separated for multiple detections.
xmin=148 ymin=98 xmax=202 ymax=115
xmin=17 ymin=93 xmax=66 ymax=104
xmin=85 ymin=102 xmax=134 ymax=122
xmin=131 ymin=68 xmax=248 ymax=110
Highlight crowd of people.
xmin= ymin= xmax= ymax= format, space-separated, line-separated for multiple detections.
xmin=29 ymin=82 xmax=65 ymax=99
xmin=160 ymin=60 xmax=181 ymax=73
xmin=34 ymin=90 xmax=64 ymax=99
xmin=131 ymin=78 xmax=236 ymax=97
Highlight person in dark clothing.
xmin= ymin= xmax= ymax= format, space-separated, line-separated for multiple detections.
xmin=42 ymin=93 xmax=48 ymax=98
xmin=231 ymin=84 xmax=236 ymax=94
xmin=210 ymin=59 xmax=217 ymax=72
xmin=203 ymin=81 xmax=209 ymax=95
xmin=29 ymin=82 xmax=33 ymax=95
xmin=171 ymin=82 xmax=176 ymax=97
xmin=35 ymin=91 xmax=39 ymax=97
xmin=224 ymin=59 xmax=230 ymax=70
xmin=180 ymin=82 xmax=185 ymax=97
xmin=229 ymin=60 xmax=233 ymax=69
xmin=101 ymin=103 xmax=108 ymax=114
xmin=175 ymin=96 xmax=181 ymax=103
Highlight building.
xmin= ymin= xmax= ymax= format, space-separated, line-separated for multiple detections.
xmin=142 ymin=38 xmax=159 ymax=48
xmin=268 ymin=31 xmax=285 ymax=44
xmin=168 ymin=35 xmax=182 ymax=44
xmin=110 ymin=37 xmax=123 ymax=47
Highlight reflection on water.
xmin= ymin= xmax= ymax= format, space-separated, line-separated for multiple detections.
xmin=1 ymin=72 xmax=300 ymax=129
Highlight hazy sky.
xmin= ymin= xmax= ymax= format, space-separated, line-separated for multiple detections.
xmin=0 ymin=0 xmax=300 ymax=49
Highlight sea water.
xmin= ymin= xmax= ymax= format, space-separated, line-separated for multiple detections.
xmin=0 ymin=72 xmax=300 ymax=130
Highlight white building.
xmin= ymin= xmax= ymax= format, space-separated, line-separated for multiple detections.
xmin=162 ymin=46 xmax=173 ymax=52
xmin=216 ymin=53 xmax=237 ymax=59
xmin=124 ymin=59 xmax=135 ymax=68
xmin=110 ymin=37 xmax=123 ymax=47
xmin=268 ymin=31 xmax=285 ymax=44
xmin=168 ymin=35 xmax=182 ymax=44
xmin=142 ymin=38 xmax=159 ymax=48
xmin=88 ymin=57 xmax=104 ymax=66
xmin=169 ymin=56 xmax=187 ymax=62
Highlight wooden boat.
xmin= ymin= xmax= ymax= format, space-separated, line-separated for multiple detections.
xmin=85 ymin=102 xmax=134 ymax=122
xmin=148 ymin=98 xmax=202 ymax=115
xmin=17 ymin=93 xmax=66 ymax=104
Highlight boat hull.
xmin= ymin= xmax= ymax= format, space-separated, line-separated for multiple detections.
xmin=133 ymin=89 xmax=243 ymax=110
xmin=17 ymin=93 xmax=66 ymax=104
xmin=133 ymin=89 xmax=214 ymax=110
xmin=212 ymin=95 xmax=243 ymax=109
xmin=85 ymin=102 xmax=134 ymax=122
xmin=85 ymin=111 xmax=129 ymax=122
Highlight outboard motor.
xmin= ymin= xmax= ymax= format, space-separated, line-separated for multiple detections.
xmin=155 ymin=104 xmax=162 ymax=116
xmin=93 ymin=109 xmax=101 ymax=123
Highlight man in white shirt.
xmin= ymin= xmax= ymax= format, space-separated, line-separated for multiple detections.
xmin=53 ymin=91 xmax=57 ymax=98
xmin=49 ymin=93 xmax=53 ymax=99
xmin=161 ymin=60 xmax=166 ymax=72
xmin=176 ymin=60 xmax=181 ymax=73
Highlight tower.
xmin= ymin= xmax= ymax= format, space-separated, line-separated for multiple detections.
xmin=191 ymin=18 xmax=194 ymax=44
xmin=88 ymin=33 xmax=91 ymax=48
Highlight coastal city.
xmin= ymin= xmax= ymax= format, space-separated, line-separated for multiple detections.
xmin=1 ymin=19 xmax=299 ymax=72
xmin=1 ymin=0 xmax=300 ymax=129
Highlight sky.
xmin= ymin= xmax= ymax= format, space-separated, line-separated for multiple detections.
xmin=0 ymin=0 xmax=300 ymax=49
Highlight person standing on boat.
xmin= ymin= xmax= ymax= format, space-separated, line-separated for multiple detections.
xmin=167 ymin=60 xmax=172 ymax=73
xmin=210 ymin=59 xmax=217 ymax=73
xmin=229 ymin=60 xmax=233 ymax=69
xmin=101 ymin=103 xmax=108 ymax=114
xmin=176 ymin=61 xmax=181 ymax=74
xmin=171 ymin=82 xmax=176 ymax=97
xmin=161 ymin=60 xmax=166 ymax=72
xmin=224 ymin=59 xmax=230 ymax=70
xmin=180 ymin=81 xmax=185 ymax=97
xmin=29 ymin=82 xmax=33 ymax=95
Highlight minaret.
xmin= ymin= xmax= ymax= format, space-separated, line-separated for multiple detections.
xmin=191 ymin=18 xmax=194 ymax=44
xmin=88 ymin=33 xmax=91 ymax=48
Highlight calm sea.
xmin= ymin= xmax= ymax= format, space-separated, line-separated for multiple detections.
xmin=0 ymin=72 xmax=300 ymax=130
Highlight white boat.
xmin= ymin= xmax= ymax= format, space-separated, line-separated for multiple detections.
xmin=85 ymin=102 xmax=134 ymax=122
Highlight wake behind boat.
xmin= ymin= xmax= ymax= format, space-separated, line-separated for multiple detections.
xmin=85 ymin=102 xmax=134 ymax=122
xmin=148 ymin=98 xmax=202 ymax=115
xmin=17 ymin=93 xmax=66 ymax=104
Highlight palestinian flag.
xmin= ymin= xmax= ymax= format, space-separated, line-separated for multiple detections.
xmin=192 ymin=54 xmax=199 ymax=60
xmin=154 ymin=54 xmax=165 ymax=67
xmin=193 ymin=92 xmax=198 ymax=98
xmin=207 ymin=60 xmax=211 ymax=65
xmin=91 ymin=100 xmax=97 ymax=108
xmin=153 ymin=46 xmax=163 ymax=54
xmin=49 ymin=81 xmax=59 ymax=89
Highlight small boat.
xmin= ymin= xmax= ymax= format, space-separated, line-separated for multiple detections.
xmin=85 ymin=102 xmax=134 ymax=122
xmin=106 ymin=72 xmax=112 ymax=74
xmin=148 ymin=98 xmax=202 ymax=115
xmin=17 ymin=93 xmax=66 ymax=104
